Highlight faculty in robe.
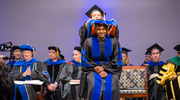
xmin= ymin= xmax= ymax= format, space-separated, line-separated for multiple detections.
xmin=143 ymin=43 xmax=166 ymax=100
xmin=7 ymin=45 xmax=22 ymax=72
xmin=43 ymin=46 xmax=79 ymax=100
xmin=156 ymin=44 xmax=180 ymax=100
xmin=10 ymin=44 xmax=50 ymax=100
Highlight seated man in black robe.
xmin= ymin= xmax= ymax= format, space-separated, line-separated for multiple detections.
xmin=143 ymin=43 xmax=166 ymax=100
xmin=79 ymin=20 xmax=123 ymax=100
xmin=7 ymin=45 xmax=22 ymax=73
xmin=10 ymin=44 xmax=50 ymax=100
xmin=157 ymin=44 xmax=180 ymax=100
xmin=43 ymin=46 xmax=78 ymax=100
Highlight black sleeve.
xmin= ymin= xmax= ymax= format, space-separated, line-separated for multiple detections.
xmin=81 ymin=38 xmax=99 ymax=71
xmin=10 ymin=66 xmax=24 ymax=80
xmin=115 ymin=24 xmax=119 ymax=40
xmin=78 ymin=24 xmax=87 ymax=46
xmin=34 ymin=61 xmax=51 ymax=86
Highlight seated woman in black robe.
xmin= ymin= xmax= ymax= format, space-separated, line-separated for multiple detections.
xmin=121 ymin=47 xmax=133 ymax=66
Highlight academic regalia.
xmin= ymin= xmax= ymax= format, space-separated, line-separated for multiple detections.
xmin=121 ymin=47 xmax=133 ymax=66
xmin=10 ymin=44 xmax=50 ymax=100
xmin=142 ymin=43 xmax=166 ymax=100
xmin=43 ymin=59 xmax=78 ymax=100
xmin=157 ymin=44 xmax=180 ymax=100
xmin=7 ymin=45 xmax=21 ymax=72
xmin=80 ymin=32 xmax=123 ymax=100
xmin=7 ymin=60 xmax=17 ymax=72
xmin=141 ymin=50 xmax=151 ymax=66
xmin=144 ymin=61 xmax=165 ymax=100
xmin=78 ymin=5 xmax=119 ymax=46
xmin=68 ymin=60 xmax=82 ymax=79
xmin=10 ymin=58 xmax=49 ymax=100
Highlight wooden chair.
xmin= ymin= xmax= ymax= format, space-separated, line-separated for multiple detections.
xmin=119 ymin=66 xmax=148 ymax=100
xmin=36 ymin=85 xmax=46 ymax=100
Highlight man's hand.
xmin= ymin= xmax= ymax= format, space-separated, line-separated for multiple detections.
xmin=23 ymin=71 xmax=27 ymax=77
xmin=47 ymin=84 xmax=53 ymax=92
xmin=26 ymin=66 xmax=31 ymax=76
xmin=23 ymin=66 xmax=31 ymax=77
xmin=94 ymin=66 xmax=104 ymax=73
xmin=171 ymin=75 xmax=177 ymax=80
xmin=99 ymin=71 xmax=108 ymax=78
xmin=149 ymin=73 xmax=158 ymax=80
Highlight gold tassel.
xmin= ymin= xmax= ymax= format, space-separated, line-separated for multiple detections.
xmin=33 ymin=48 xmax=35 ymax=55
xmin=103 ymin=11 xmax=106 ymax=20
xmin=55 ymin=46 xmax=60 ymax=57
xmin=27 ymin=43 xmax=35 ymax=55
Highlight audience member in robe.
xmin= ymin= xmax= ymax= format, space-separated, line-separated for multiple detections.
xmin=143 ymin=43 xmax=166 ymax=100
xmin=10 ymin=44 xmax=50 ymax=100
xmin=68 ymin=46 xmax=83 ymax=100
xmin=68 ymin=46 xmax=82 ymax=79
xmin=7 ymin=45 xmax=22 ymax=72
xmin=141 ymin=50 xmax=152 ymax=66
xmin=122 ymin=47 xmax=133 ymax=66
xmin=43 ymin=46 xmax=79 ymax=100
xmin=78 ymin=4 xmax=119 ymax=46
xmin=80 ymin=20 xmax=123 ymax=100
xmin=0 ymin=61 xmax=15 ymax=100
xmin=156 ymin=44 xmax=180 ymax=100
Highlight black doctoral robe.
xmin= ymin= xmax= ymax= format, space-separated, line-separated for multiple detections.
xmin=79 ymin=34 xmax=123 ymax=100
xmin=157 ymin=56 xmax=180 ymax=100
xmin=143 ymin=61 xmax=165 ymax=100
xmin=10 ymin=58 xmax=49 ymax=100
xmin=43 ymin=59 xmax=79 ymax=100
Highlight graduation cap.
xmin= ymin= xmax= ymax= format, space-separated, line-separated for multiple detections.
xmin=19 ymin=44 xmax=36 ymax=54
xmin=48 ymin=46 xmax=64 ymax=60
xmin=174 ymin=44 xmax=180 ymax=52
xmin=11 ymin=45 xmax=21 ymax=51
xmin=74 ymin=46 xmax=82 ymax=53
xmin=85 ymin=5 xmax=106 ymax=18
xmin=145 ymin=49 xmax=151 ymax=55
xmin=122 ymin=47 xmax=132 ymax=54
xmin=147 ymin=43 xmax=164 ymax=53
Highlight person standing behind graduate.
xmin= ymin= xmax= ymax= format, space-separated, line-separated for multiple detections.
xmin=122 ymin=47 xmax=133 ymax=66
xmin=79 ymin=4 xmax=119 ymax=46
xmin=143 ymin=43 xmax=166 ymax=100
xmin=10 ymin=44 xmax=50 ymax=100
xmin=80 ymin=20 xmax=123 ymax=100
xmin=43 ymin=46 xmax=78 ymax=100
xmin=7 ymin=45 xmax=22 ymax=72
xmin=0 ymin=61 xmax=15 ymax=100
xmin=156 ymin=44 xmax=180 ymax=100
